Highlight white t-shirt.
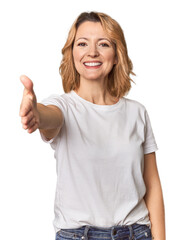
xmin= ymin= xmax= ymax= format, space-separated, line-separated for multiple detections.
xmin=40 ymin=90 xmax=158 ymax=233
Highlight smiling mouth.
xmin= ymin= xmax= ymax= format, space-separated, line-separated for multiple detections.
xmin=83 ymin=62 xmax=102 ymax=67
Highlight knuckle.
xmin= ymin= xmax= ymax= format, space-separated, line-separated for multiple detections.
xmin=29 ymin=111 xmax=34 ymax=118
xmin=19 ymin=108 xmax=24 ymax=117
xmin=21 ymin=117 xmax=27 ymax=124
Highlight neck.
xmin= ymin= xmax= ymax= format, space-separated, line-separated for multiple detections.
xmin=74 ymin=78 xmax=119 ymax=105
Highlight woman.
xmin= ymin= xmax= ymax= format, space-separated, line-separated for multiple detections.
xmin=20 ymin=12 xmax=165 ymax=240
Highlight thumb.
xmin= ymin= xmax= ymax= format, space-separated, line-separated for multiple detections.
xmin=20 ymin=75 xmax=34 ymax=94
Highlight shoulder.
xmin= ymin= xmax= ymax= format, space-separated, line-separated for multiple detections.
xmin=41 ymin=92 xmax=73 ymax=113
xmin=123 ymin=97 xmax=150 ymax=124
xmin=124 ymin=97 xmax=147 ymax=113
xmin=41 ymin=92 xmax=71 ymax=104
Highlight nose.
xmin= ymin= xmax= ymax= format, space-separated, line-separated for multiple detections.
xmin=88 ymin=44 xmax=99 ymax=58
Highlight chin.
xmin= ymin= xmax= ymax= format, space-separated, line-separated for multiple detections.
xmin=82 ymin=75 xmax=106 ymax=82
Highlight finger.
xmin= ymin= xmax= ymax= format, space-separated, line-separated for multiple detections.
xmin=26 ymin=117 xmax=36 ymax=129
xmin=19 ymin=98 xmax=33 ymax=117
xmin=22 ymin=124 xmax=28 ymax=130
xmin=22 ymin=117 xmax=35 ymax=130
xmin=27 ymin=122 xmax=39 ymax=134
xmin=21 ymin=110 xmax=33 ymax=125
xmin=20 ymin=75 xmax=34 ymax=95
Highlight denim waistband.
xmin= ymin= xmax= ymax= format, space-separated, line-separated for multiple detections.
xmin=60 ymin=223 xmax=151 ymax=240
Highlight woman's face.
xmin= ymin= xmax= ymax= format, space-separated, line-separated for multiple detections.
xmin=73 ymin=21 xmax=117 ymax=83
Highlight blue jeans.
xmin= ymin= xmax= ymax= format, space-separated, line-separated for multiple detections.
xmin=56 ymin=224 xmax=152 ymax=240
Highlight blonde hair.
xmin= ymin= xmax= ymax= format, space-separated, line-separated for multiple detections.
xmin=59 ymin=11 xmax=135 ymax=98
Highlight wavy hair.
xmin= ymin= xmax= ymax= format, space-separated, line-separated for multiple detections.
xmin=59 ymin=11 xmax=135 ymax=98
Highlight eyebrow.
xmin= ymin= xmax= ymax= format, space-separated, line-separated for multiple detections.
xmin=75 ymin=37 xmax=112 ymax=43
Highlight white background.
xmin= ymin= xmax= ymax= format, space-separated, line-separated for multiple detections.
xmin=0 ymin=0 xmax=184 ymax=239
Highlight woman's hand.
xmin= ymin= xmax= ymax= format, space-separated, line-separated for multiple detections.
xmin=19 ymin=75 xmax=40 ymax=133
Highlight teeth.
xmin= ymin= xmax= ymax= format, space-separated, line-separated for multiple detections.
xmin=84 ymin=62 xmax=102 ymax=66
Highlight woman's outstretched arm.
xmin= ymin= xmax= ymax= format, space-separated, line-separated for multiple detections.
xmin=19 ymin=75 xmax=64 ymax=140
xmin=143 ymin=152 xmax=166 ymax=240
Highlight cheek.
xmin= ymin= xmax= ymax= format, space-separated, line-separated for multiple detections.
xmin=72 ymin=49 xmax=84 ymax=74
xmin=73 ymin=48 xmax=85 ymax=63
xmin=102 ymin=50 xmax=116 ymax=64
xmin=106 ymin=54 xmax=117 ymax=67
xmin=72 ymin=48 xmax=79 ymax=63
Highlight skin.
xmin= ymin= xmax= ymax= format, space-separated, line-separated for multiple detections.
xmin=20 ymin=20 xmax=165 ymax=240
xmin=19 ymin=75 xmax=63 ymax=139
xmin=19 ymin=21 xmax=120 ymax=136
xmin=144 ymin=152 xmax=166 ymax=240
xmin=72 ymin=21 xmax=119 ymax=105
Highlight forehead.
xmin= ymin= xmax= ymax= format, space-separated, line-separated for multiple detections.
xmin=75 ymin=21 xmax=108 ymax=39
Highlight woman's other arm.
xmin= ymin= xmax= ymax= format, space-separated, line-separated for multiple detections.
xmin=143 ymin=152 xmax=166 ymax=240
xmin=19 ymin=75 xmax=64 ymax=140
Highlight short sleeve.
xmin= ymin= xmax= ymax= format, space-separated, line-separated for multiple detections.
xmin=41 ymin=94 xmax=66 ymax=115
xmin=39 ymin=94 xmax=66 ymax=145
xmin=143 ymin=109 xmax=158 ymax=154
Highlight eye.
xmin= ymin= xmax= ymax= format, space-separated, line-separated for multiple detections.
xmin=99 ymin=43 xmax=110 ymax=47
xmin=77 ymin=42 xmax=87 ymax=47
